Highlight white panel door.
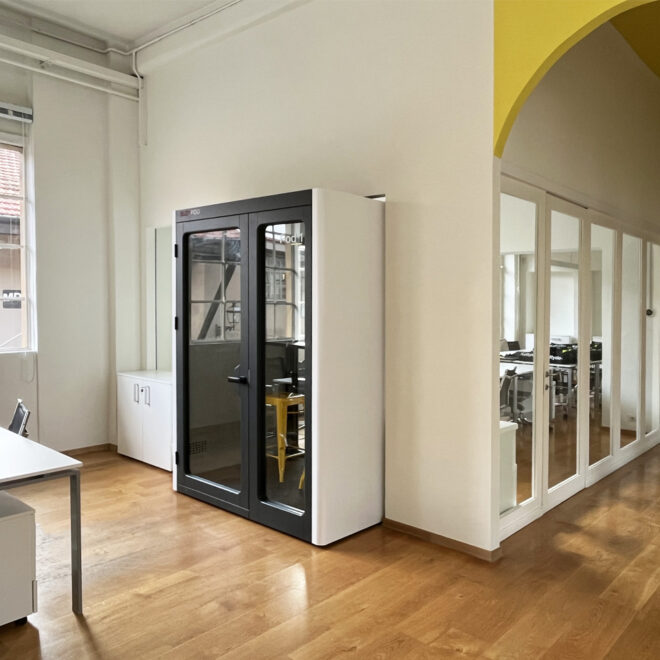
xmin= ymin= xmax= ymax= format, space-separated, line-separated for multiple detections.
xmin=117 ymin=376 xmax=142 ymax=460
xmin=141 ymin=381 xmax=172 ymax=471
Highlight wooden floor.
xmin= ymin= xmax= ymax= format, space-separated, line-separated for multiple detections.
xmin=2 ymin=449 xmax=660 ymax=659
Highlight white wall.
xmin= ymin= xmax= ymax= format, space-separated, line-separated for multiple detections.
xmin=504 ymin=23 xmax=660 ymax=237
xmin=32 ymin=76 xmax=112 ymax=451
xmin=31 ymin=76 xmax=141 ymax=452
xmin=139 ymin=0 xmax=496 ymax=550
xmin=107 ymin=95 xmax=141 ymax=445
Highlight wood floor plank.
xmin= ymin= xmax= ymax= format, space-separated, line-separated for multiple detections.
xmin=542 ymin=597 xmax=635 ymax=659
xmin=605 ymin=585 xmax=660 ymax=659
xmin=600 ymin=534 xmax=660 ymax=611
xmin=1 ymin=448 xmax=660 ymax=658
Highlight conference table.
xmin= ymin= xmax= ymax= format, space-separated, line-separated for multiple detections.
xmin=0 ymin=428 xmax=83 ymax=614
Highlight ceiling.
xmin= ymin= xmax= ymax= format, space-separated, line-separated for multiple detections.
xmin=0 ymin=0 xmax=228 ymax=48
xmin=0 ymin=0 xmax=658 ymax=76
xmin=611 ymin=1 xmax=660 ymax=79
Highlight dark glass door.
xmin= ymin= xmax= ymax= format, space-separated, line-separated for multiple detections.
xmin=176 ymin=200 xmax=312 ymax=541
xmin=177 ymin=215 xmax=249 ymax=515
xmin=248 ymin=206 xmax=312 ymax=540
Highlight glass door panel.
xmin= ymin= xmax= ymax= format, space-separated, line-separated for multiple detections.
xmin=589 ymin=225 xmax=614 ymax=465
xmin=621 ymin=234 xmax=642 ymax=448
xmin=262 ymin=222 xmax=306 ymax=511
xmin=645 ymin=243 xmax=660 ymax=436
xmin=548 ymin=210 xmax=580 ymax=489
xmin=499 ymin=192 xmax=537 ymax=508
xmin=185 ymin=224 xmax=248 ymax=505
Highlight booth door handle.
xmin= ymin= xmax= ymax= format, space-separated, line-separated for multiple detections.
xmin=227 ymin=376 xmax=248 ymax=385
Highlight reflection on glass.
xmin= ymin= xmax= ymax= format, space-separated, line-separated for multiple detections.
xmin=589 ymin=225 xmax=613 ymax=465
xmin=187 ymin=228 xmax=242 ymax=490
xmin=646 ymin=244 xmax=660 ymax=436
xmin=0 ymin=244 xmax=24 ymax=349
xmin=621 ymin=234 xmax=641 ymax=448
xmin=0 ymin=145 xmax=25 ymax=350
xmin=548 ymin=211 xmax=579 ymax=489
xmin=499 ymin=193 xmax=536 ymax=509
xmin=263 ymin=222 xmax=306 ymax=511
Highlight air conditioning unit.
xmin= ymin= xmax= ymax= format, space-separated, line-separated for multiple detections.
xmin=0 ymin=101 xmax=33 ymax=124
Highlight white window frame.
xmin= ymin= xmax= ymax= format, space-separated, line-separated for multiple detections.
xmin=0 ymin=129 xmax=36 ymax=353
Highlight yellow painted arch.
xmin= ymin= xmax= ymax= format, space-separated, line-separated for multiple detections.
xmin=494 ymin=0 xmax=656 ymax=157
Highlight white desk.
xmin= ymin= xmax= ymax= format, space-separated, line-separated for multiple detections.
xmin=0 ymin=428 xmax=83 ymax=614
xmin=499 ymin=362 xmax=533 ymax=378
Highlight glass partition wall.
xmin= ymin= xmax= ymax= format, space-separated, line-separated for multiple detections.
xmin=548 ymin=210 xmax=580 ymax=490
xmin=499 ymin=178 xmax=660 ymax=538
xmin=589 ymin=225 xmax=614 ymax=466
xmin=499 ymin=192 xmax=537 ymax=506
xmin=645 ymin=243 xmax=660 ymax=436
xmin=620 ymin=235 xmax=642 ymax=448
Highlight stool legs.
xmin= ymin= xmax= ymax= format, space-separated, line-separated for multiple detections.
xmin=276 ymin=401 xmax=287 ymax=482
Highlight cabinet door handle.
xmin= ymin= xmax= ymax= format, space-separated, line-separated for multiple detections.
xmin=145 ymin=385 xmax=151 ymax=406
xmin=133 ymin=383 xmax=139 ymax=403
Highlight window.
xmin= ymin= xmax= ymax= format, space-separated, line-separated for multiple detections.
xmin=0 ymin=141 xmax=29 ymax=350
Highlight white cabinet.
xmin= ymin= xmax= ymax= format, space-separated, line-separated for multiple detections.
xmin=0 ymin=491 xmax=36 ymax=626
xmin=117 ymin=371 xmax=172 ymax=471
xmin=499 ymin=421 xmax=518 ymax=514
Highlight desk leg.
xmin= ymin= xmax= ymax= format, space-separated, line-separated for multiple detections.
xmin=70 ymin=471 xmax=82 ymax=614
xmin=513 ymin=377 xmax=519 ymax=421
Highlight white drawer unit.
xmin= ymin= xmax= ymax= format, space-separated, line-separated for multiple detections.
xmin=499 ymin=421 xmax=518 ymax=514
xmin=0 ymin=491 xmax=37 ymax=626
xmin=117 ymin=371 xmax=173 ymax=471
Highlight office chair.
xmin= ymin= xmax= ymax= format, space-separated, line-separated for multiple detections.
xmin=500 ymin=369 xmax=516 ymax=421
xmin=8 ymin=399 xmax=30 ymax=437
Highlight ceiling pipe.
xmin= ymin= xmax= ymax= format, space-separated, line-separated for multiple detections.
xmin=14 ymin=0 xmax=244 ymax=60
xmin=0 ymin=33 xmax=138 ymax=89
xmin=0 ymin=55 xmax=138 ymax=101
xmin=0 ymin=0 xmax=245 ymax=132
